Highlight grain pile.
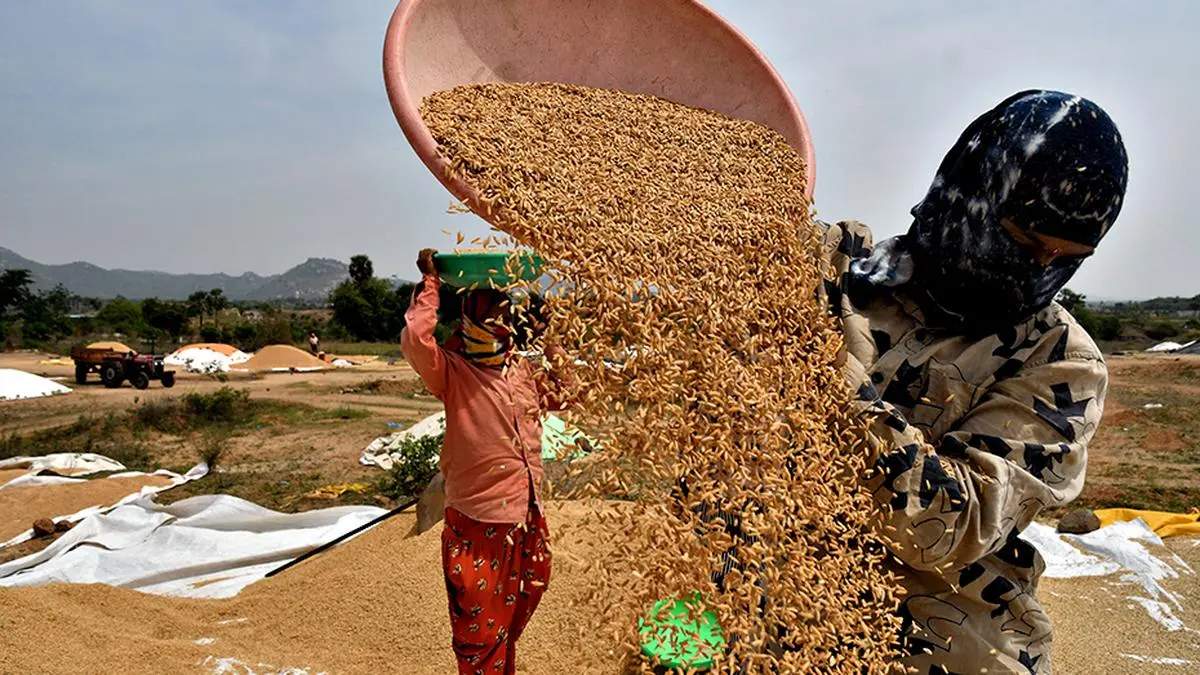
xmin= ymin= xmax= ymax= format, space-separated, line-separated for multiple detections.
xmin=0 ymin=474 xmax=173 ymax=541
xmin=423 ymin=83 xmax=903 ymax=672
xmin=0 ymin=502 xmax=616 ymax=674
xmin=87 ymin=341 xmax=134 ymax=353
xmin=238 ymin=345 xmax=327 ymax=372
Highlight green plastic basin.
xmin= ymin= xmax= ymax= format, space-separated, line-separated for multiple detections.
xmin=639 ymin=594 xmax=726 ymax=670
xmin=433 ymin=251 xmax=544 ymax=289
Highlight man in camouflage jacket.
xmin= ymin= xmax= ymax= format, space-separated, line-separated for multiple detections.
xmin=823 ymin=90 xmax=1129 ymax=674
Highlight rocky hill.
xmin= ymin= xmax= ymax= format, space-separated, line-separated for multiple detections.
xmin=0 ymin=247 xmax=349 ymax=302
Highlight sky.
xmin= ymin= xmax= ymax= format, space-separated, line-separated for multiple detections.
xmin=0 ymin=1 xmax=1195 ymax=300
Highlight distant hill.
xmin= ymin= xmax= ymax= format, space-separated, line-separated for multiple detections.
xmin=0 ymin=247 xmax=348 ymax=303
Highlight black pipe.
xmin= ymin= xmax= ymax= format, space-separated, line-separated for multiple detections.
xmin=264 ymin=497 xmax=419 ymax=578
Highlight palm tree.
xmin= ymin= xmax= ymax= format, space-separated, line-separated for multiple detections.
xmin=208 ymin=289 xmax=228 ymax=329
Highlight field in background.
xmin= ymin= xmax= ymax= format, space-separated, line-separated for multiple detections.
xmin=2 ymin=351 xmax=1196 ymax=524
xmin=321 ymin=341 xmax=404 ymax=358
xmin=1068 ymin=355 xmax=1200 ymax=514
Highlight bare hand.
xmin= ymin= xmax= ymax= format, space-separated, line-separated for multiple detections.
xmin=417 ymin=249 xmax=438 ymax=277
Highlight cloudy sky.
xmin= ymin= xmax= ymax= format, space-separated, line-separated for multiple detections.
xmin=1 ymin=1 xmax=1194 ymax=299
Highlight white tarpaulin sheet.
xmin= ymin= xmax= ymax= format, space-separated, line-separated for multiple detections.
xmin=359 ymin=411 xmax=595 ymax=470
xmin=0 ymin=494 xmax=386 ymax=599
xmin=359 ymin=412 xmax=446 ymax=470
xmin=166 ymin=348 xmax=233 ymax=374
xmin=1146 ymin=341 xmax=1184 ymax=353
xmin=0 ymin=452 xmax=127 ymax=488
xmin=1025 ymin=519 xmax=1196 ymax=631
xmin=1 ymin=463 xmax=209 ymax=547
xmin=0 ymin=368 xmax=71 ymax=401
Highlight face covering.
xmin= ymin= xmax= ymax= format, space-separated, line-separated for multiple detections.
xmin=850 ymin=90 xmax=1129 ymax=335
xmin=455 ymin=290 xmax=513 ymax=368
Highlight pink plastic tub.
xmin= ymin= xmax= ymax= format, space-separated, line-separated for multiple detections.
xmin=383 ymin=0 xmax=815 ymax=221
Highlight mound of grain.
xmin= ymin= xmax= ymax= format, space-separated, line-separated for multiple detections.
xmin=0 ymin=474 xmax=172 ymax=541
xmin=0 ymin=501 xmax=618 ymax=674
xmin=87 ymin=341 xmax=133 ymax=353
xmin=238 ymin=345 xmax=327 ymax=372
xmin=423 ymin=83 xmax=903 ymax=673
xmin=0 ymin=369 xmax=71 ymax=401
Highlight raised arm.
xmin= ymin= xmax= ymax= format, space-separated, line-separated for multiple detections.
xmin=400 ymin=249 xmax=450 ymax=399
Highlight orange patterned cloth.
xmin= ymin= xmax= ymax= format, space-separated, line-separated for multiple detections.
xmin=442 ymin=505 xmax=552 ymax=675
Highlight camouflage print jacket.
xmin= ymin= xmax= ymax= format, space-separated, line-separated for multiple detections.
xmin=822 ymin=221 xmax=1108 ymax=675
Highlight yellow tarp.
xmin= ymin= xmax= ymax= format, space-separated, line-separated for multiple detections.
xmin=38 ymin=358 xmax=72 ymax=366
xmin=1095 ymin=508 xmax=1200 ymax=538
xmin=305 ymin=483 xmax=371 ymax=500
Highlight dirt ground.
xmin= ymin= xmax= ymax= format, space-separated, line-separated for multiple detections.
xmin=0 ymin=351 xmax=1197 ymax=673
xmin=0 ymin=350 xmax=441 ymax=510
xmin=1066 ymin=354 xmax=1200 ymax=514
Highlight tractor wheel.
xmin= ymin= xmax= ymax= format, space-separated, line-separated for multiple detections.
xmin=101 ymin=363 xmax=125 ymax=389
xmin=131 ymin=371 xmax=151 ymax=390
xmin=161 ymin=372 xmax=176 ymax=388
xmin=75 ymin=365 xmax=88 ymax=385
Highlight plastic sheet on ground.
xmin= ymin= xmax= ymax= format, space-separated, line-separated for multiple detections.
xmin=359 ymin=411 xmax=596 ymax=470
xmin=1096 ymin=508 xmax=1200 ymax=538
xmin=360 ymin=412 xmax=446 ymax=471
xmin=1026 ymin=519 xmax=1197 ymax=631
xmin=1146 ymin=341 xmax=1184 ymax=353
xmin=166 ymin=348 xmax=235 ymax=374
xmin=2 ymin=463 xmax=209 ymax=547
xmin=302 ymin=483 xmax=371 ymax=500
xmin=541 ymin=414 xmax=601 ymax=459
xmin=0 ymin=494 xmax=387 ymax=599
xmin=0 ymin=452 xmax=128 ymax=489
xmin=170 ymin=343 xmax=252 ymax=364
xmin=0 ymin=368 xmax=71 ymax=401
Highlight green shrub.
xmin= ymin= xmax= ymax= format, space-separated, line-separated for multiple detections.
xmin=1095 ymin=316 xmax=1123 ymax=342
xmin=102 ymin=440 xmax=153 ymax=471
xmin=1146 ymin=321 xmax=1181 ymax=341
xmin=376 ymin=432 xmax=443 ymax=501
xmin=323 ymin=407 xmax=372 ymax=421
xmin=196 ymin=429 xmax=231 ymax=471
xmin=132 ymin=399 xmax=187 ymax=433
xmin=183 ymin=387 xmax=253 ymax=425
xmin=0 ymin=432 xmax=24 ymax=460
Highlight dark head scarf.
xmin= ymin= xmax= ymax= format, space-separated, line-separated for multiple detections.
xmin=851 ymin=90 xmax=1128 ymax=335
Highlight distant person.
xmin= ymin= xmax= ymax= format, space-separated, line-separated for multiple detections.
xmin=821 ymin=90 xmax=1128 ymax=672
xmin=401 ymin=248 xmax=572 ymax=675
xmin=308 ymin=332 xmax=320 ymax=354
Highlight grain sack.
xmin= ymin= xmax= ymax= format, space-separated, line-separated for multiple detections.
xmin=422 ymin=83 xmax=903 ymax=673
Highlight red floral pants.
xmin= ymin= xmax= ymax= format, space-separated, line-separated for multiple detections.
xmin=442 ymin=506 xmax=551 ymax=675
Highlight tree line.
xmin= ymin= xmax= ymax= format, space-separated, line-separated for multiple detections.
xmin=7 ymin=256 xmax=1193 ymax=354
xmin=0 ymin=254 xmax=457 ymax=352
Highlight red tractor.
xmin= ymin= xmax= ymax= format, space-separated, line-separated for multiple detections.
xmin=71 ymin=347 xmax=176 ymax=390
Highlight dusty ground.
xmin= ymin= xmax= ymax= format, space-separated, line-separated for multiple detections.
xmin=1044 ymin=535 xmax=1200 ymax=674
xmin=0 ymin=350 xmax=441 ymax=511
xmin=1066 ymin=354 xmax=1200 ymax=514
xmin=0 ymin=351 xmax=1197 ymax=673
